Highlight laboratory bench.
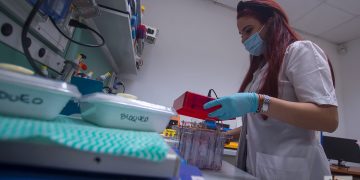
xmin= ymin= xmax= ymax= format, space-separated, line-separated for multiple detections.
xmin=202 ymin=160 xmax=257 ymax=180
xmin=0 ymin=114 xmax=179 ymax=179
xmin=0 ymin=140 xmax=179 ymax=179
xmin=0 ymin=114 xmax=255 ymax=179
xmin=223 ymin=148 xmax=238 ymax=167
xmin=0 ymin=140 xmax=256 ymax=180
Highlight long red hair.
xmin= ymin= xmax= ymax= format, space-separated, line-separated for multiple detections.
xmin=237 ymin=0 xmax=335 ymax=97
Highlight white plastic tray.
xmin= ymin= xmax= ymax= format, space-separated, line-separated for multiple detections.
xmin=80 ymin=93 xmax=177 ymax=132
xmin=0 ymin=69 xmax=81 ymax=120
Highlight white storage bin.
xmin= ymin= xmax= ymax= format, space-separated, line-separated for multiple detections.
xmin=0 ymin=69 xmax=81 ymax=120
xmin=80 ymin=93 xmax=177 ymax=132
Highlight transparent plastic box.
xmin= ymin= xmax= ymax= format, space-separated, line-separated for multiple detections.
xmin=79 ymin=93 xmax=177 ymax=132
xmin=0 ymin=69 xmax=81 ymax=120
xmin=177 ymin=127 xmax=226 ymax=170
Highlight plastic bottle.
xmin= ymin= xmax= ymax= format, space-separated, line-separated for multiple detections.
xmin=97 ymin=72 xmax=111 ymax=81
xmin=86 ymin=71 xmax=93 ymax=79
xmin=40 ymin=66 xmax=49 ymax=77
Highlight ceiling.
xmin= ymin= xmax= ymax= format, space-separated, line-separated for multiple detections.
xmin=213 ymin=0 xmax=360 ymax=44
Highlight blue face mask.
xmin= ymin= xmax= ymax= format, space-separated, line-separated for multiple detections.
xmin=243 ymin=25 xmax=265 ymax=56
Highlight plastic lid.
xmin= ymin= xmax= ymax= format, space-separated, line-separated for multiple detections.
xmin=0 ymin=68 xmax=81 ymax=98
xmin=116 ymin=93 xmax=138 ymax=100
xmin=0 ymin=63 xmax=34 ymax=75
xmin=81 ymin=93 xmax=177 ymax=116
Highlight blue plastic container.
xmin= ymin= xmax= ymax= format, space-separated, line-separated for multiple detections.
xmin=61 ymin=77 xmax=103 ymax=115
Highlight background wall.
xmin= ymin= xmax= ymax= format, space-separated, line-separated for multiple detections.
xmin=338 ymin=38 xmax=360 ymax=140
xmin=299 ymin=32 xmax=346 ymax=138
xmin=123 ymin=0 xmax=250 ymax=128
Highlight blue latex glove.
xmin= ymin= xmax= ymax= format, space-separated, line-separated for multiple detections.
xmin=203 ymin=93 xmax=258 ymax=120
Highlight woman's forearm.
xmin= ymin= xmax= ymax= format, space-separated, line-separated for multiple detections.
xmin=262 ymin=97 xmax=338 ymax=132
xmin=225 ymin=126 xmax=241 ymax=139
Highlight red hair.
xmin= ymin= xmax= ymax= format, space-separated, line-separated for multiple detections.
xmin=237 ymin=0 xmax=335 ymax=97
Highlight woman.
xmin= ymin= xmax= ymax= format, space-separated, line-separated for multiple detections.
xmin=203 ymin=0 xmax=338 ymax=179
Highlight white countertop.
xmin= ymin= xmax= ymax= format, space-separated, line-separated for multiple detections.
xmin=201 ymin=161 xmax=257 ymax=180
xmin=223 ymin=148 xmax=237 ymax=156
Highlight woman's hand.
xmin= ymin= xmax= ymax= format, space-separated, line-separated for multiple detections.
xmin=203 ymin=93 xmax=258 ymax=120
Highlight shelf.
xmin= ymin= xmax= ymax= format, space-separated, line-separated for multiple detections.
xmin=93 ymin=6 xmax=138 ymax=76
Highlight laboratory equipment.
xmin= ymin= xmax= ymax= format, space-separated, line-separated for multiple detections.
xmin=0 ymin=0 xmax=74 ymax=53
xmin=0 ymin=10 xmax=66 ymax=73
xmin=103 ymin=72 xmax=124 ymax=94
xmin=26 ymin=0 xmax=73 ymax=23
xmin=59 ymin=54 xmax=87 ymax=82
xmin=86 ymin=71 xmax=94 ymax=78
xmin=135 ymin=24 xmax=146 ymax=56
xmin=0 ymin=68 xmax=81 ymax=120
xmin=72 ymin=0 xmax=100 ymax=19
xmin=144 ymin=24 xmax=159 ymax=44
xmin=322 ymin=136 xmax=360 ymax=167
xmin=60 ymin=60 xmax=79 ymax=82
xmin=75 ymin=53 xmax=88 ymax=75
xmin=80 ymin=93 xmax=177 ymax=133
xmin=40 ymin=65 xmax=48 ymax=77
xmin=0 ymin=0 xmax=105 ymax=77
xmin=96 ymin=72 xmax=111 ymax=81
xmin=224 ymin=142 xmax=239 ymax=150
xmin=173 ymin=91 xmax=221 ymax=121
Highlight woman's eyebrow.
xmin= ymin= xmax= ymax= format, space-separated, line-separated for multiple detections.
xmin=241 ymin=25 xmax=251 ymax=33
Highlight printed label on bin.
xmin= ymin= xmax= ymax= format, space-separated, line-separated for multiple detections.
xmin=0 ymin=89 xmax=44 ymax=105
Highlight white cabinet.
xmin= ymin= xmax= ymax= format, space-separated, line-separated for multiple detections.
xmin=97 ymin=0 xmax=130 ymax=13
xmin=93 ymin=0 xmax=142 ymax=77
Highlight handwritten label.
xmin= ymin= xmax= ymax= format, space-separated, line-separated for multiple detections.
xmin=120 ymin=113 xmax=149 ymax=123
xmin=0 ymin=90 xmax=43 ymax=105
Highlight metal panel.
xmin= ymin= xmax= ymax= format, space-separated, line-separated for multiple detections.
xmin=0 ymin=11 xmax=65 ymax=73
xmin=0 ymin=0 xmax=73 ymax=53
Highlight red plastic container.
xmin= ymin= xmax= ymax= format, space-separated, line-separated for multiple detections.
xmin=173 ymin=91 xmax=221 ymax=121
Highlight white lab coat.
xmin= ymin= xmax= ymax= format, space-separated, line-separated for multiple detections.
xmin=236 ymin=40 xmax=337 ymax=180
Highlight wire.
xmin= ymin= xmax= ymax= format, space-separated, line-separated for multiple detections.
xmin=50 ymin=18 xmax=105 ymax=47
xmin=103 ymin=86 xmax=112 ymax=94
xmin=120 ymin=83 xmax=125 ymax=93
xmin=21 ymin=0 xmax=46 ymax=77
xmin=115 ymin=81 xmax=126 ymax=93
xmin=207 ymin=89 xmax=219 ymax=99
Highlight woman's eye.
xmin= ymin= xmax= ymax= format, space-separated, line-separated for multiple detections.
xmin=245 ymin=29 xmax=252 ymax=34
